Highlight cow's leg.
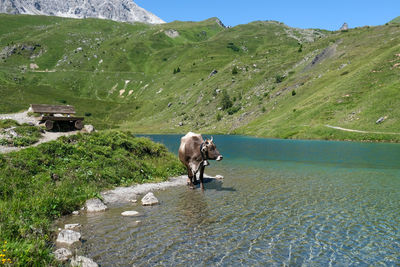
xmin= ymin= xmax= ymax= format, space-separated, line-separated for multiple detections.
xmin=187 ymin=167 xmax=195 ymax=189
xmin=199 ymin=165 xmax=205 ymax=190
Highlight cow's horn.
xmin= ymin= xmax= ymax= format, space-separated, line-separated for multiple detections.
xmin=211 ymin=136 xmax=213 ymax=142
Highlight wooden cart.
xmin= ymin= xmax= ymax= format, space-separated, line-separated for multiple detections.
xmin=30 ymin=104 xmax=84 ymax=130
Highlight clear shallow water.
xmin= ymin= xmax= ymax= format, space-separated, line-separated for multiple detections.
xmin=62 ymin=135 xmax=400 ymax=266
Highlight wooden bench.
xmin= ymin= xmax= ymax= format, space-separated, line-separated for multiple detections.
xmin=30 ymin=104 xmax=84 ymax=130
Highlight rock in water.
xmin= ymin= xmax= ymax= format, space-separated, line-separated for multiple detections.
xmin=64 ymin=223 xmax=82 ymax=230
xmin=70 ymin=256 xmax=99 ymax=267
xmin=85 ymin=198 xmax=107 ymax=212
xmin=54 ymin=248 xmax=72 ymax=262
xmin=56 ymin=230 xmax=81 ymax=245
xmin=121 ymin=210 xmax=140 ymax=216
xmin=141 ymin=192 xmax=159 ymax=206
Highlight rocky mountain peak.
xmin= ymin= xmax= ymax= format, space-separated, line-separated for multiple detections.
xmin=339 ymin=22 xmax=349 ymax=31
xmin=0 ymin=0 xmax=165 ymax=24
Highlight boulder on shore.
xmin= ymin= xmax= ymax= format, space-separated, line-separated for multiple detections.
xmin=54 ymin=248 xmax=72 ymax=262
xmin=141 ymin=192 xmax=159 ymax=206
xmin=85 ymin=198 xmax=107 ymax=212
xmin=56 ymin=229 xmax=81 ymax=245
xmin=83 ymin=124 xmax=95 ymax=133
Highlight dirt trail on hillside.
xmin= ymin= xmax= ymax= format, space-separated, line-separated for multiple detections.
xmin=0 ymin=111 xmax=80 ymax=154
xmin=325 ymin=125 xmax=400 ymax=135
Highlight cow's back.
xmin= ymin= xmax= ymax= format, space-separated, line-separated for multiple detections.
xmin=179 ymin=132 xmax=203 ymax=165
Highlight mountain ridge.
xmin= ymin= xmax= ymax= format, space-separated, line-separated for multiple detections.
xmin=0 ymin=0 xmax=165 ymax=24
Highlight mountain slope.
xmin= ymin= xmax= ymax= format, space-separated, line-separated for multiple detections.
xmin=0 ymin=0 xmax=165 ymax=24
xmin=390 ymin=16 xmax=400 ymax=24
xmin=0 ymin=14 xmax=399 ymax=142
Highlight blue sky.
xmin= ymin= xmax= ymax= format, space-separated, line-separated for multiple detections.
xmin=135 ymin=0 xmax=400 ymax=30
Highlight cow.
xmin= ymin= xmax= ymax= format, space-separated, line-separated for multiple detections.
xmin=178 ymin=132 xmax=223 ymax=190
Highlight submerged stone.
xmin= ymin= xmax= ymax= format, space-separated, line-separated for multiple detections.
xmin=121 ymin=211 xmax=140 ymax=216
xmin=65 ymin=223 xmax=81 ymax=230
xmin=70 ymin=256 xmax=99 ymax=267
xmin=141 ymin=192 xmax=159 ymax=206
xmin=85 ymin=198 xmax=107 ymax=212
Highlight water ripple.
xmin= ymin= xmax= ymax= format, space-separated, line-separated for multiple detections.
xmin=60 ymin=162 xmax=400 ymax=266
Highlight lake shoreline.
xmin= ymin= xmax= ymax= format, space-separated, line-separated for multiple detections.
xmin=136 ymin=131 xmax=400 ymax=144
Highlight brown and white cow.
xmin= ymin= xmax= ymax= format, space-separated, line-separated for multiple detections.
xmin=178 ymin=132 xmax=223 ymax=190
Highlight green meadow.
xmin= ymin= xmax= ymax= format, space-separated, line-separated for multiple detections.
xmin=0 ymin=14 xmax=399 ymax=141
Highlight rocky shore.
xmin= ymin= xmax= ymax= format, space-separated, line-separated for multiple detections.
xmin=54 ymin=174 xmax=222 ymax=265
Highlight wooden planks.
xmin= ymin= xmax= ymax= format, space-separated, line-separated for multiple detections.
xmin=30 ymin=104 xmax=76 ymax=114
xmin=40 ymin=116 xmax=84 ymax=121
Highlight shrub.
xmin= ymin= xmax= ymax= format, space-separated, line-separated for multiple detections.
xmin=232 ymin=66 xmax=238 ymax=75
xmin=227 ymin=105 xmax=241 ymax=115
xmin=340 ymin=71 xmax=349 ymax=76
xmin=275 ymin=74 xmax=285 ymax=83
xmin=292 ymin=90 xmax=296 ymax=96
xmin=220 ymin=90 xmax=233 ymax=110
xmin=216 ymin=113 xmax=222 ymax=121
xmin=227 ymin=43 xmax=240 ymax=52
xmin=0 ymin=119 xmax=19 ymax=129
xmin=84 ymin=112 xmax=92 ymax=117
xmin=298 ymin=44 xmax=303 ymax=52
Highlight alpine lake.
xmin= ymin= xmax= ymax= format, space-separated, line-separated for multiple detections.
xmin=61 ymin=135 xmax=400 ymax=266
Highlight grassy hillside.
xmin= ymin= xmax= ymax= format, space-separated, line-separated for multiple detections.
xmin=0 ymin=14 xmax=399 ymax=141
xmin=390 ymin=16 xmax=400 ymax=24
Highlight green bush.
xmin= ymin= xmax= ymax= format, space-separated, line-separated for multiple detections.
xmin=0 ymin=131 xmax=185 ymax=265
xmin=0 ymin=119 xmax=20 ymax=129
xmin=232 ymin=66 xmax=238 ymax=75
xmin=227 ymin=105 xmax=241 ymax=115
xmin=275 ymin=74 xmax=285 ymax=83
xmin=220 ymin=90 xmax=233 ymax=110
xmin=227 ymin=42 xmax=240 ymax=52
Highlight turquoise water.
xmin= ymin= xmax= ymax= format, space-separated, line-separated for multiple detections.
xmin=68 ymin=135 xmax=400 ymax=266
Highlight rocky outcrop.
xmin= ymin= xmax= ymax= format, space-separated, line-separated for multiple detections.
xmin=85 ymin=198 xmax=107 ymax=212
xmin=340 ymin=23 xmax=349 ymax=31
xmin=0 ymin=0 xmax=165 ymax=24
xmin=56 ymin=229 xmax=81 ymax=245
xmin=141 ymin=192 xmax=159 ymax=206
xmin=165 ymin=29 xmax=179 ymax=38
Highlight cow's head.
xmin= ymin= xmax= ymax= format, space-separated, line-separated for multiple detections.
xmin=201 ymin=136 xmax=223 ymax=161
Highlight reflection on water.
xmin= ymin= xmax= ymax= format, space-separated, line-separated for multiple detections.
xmin=61 ymin=135 xmax=400 ymax=266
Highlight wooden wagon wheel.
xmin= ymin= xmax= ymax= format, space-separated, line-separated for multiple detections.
xmin=74 ymin=120 xmax=84 ymax=130
xmin=44 ymin=120 xmax=54 ymax=130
